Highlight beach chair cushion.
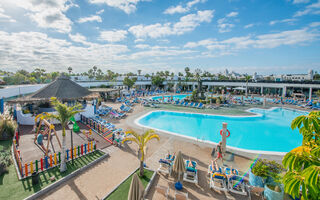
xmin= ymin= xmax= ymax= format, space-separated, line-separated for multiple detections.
xmin=159 ymin=159 xmax=171 ymax=165
xmin=186 ymin=167 xmax=196 ymax=173
xmin=212 ymin=173 xmax=226 ymax=180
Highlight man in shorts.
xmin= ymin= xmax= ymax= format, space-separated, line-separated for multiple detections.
xmin=214 ymin=141 xmax=223 ymax=165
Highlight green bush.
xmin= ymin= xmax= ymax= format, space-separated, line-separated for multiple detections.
xmin=0 ymin=114 xmax=17 ymax=140
xmin=252 ymin=159 xmax=283 ymax=182
xmin=0 ymin=150 xmax=12 ymax=175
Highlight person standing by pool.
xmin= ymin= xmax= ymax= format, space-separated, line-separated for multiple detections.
xmin=214 ymin=142 xmax=223 ymax=165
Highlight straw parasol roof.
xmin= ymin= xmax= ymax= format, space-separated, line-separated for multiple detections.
xmin=128 ymin=173 xmax=145 ymax=200
xmin=8 ymin=75 xmax=98 ymax=104
xmin=173 ymin=151 xmax=185 ymax=180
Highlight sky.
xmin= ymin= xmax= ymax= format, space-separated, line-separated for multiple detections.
xmin=0 ymin=0 xmax=319 ymax=75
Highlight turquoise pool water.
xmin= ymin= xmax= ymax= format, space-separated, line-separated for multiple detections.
xmin=138 ymin=108 xmax=307 ymax=153
xmin=151 ymin=94 xmax=191 ymax=101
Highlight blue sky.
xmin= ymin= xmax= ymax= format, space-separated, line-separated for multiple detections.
xmin=0 ymin=0 xmax=319 ymax=75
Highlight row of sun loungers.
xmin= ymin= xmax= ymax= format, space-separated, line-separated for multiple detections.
xmin=156 ymin=153 xmax=255 ymax=199
xmin=208 ymin=162 xmax=247 ymax=195
xmin=173 ymin=100 xmax=204 ymax=109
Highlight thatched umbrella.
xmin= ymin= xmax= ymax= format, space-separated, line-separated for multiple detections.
xmin=30 ymin=75 xmax=91 ymax=100
xmin=8 ymin=75 xmax=97 ymax=104
xmin=173 ymin=151 xmax=185 ymax=181
xmin=128 ymin=173 xmax=145 ymax=200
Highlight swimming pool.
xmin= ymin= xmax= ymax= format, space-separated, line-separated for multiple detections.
xmin=137 ymin=108 xmax=307 ymax=154
xmin=151 ymin=94 xmax=191 ymax=101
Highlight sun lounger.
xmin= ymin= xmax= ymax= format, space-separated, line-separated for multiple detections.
xmin=189 ymin=102 xmax=194 ymax=107
xmin=183 ymin=160 xmax=198 ymax=184
xmin=207 ymin=163 xmax=222 ymax=175
xmin=225 ymin=167 xmax=247 ymax=195
xmin=246 ymin=185 xmax=264 ymax=200
xmin=158 ymin=159 xmax=173 ymax=175
xmin=174 ymin=190 xmax=188 ymax=200
xmin=197 ymin=103 xmax=204 ymax=109
xmin=210 ymin=172 xmax=228 ymax=192
xmin=156 ymin=185 xmax=169 ymax=199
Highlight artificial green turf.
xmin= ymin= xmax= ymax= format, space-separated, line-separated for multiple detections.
xmin=0 ymin=140 xmax=105 ymax=200
xmin=105 ymin=169 xmax=154 ymax=200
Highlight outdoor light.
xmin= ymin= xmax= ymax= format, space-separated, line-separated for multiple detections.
xmin=68 ymin=120 xmax=74 ymax=165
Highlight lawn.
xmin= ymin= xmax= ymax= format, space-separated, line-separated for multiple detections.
xmin=146 ymin=103 xmax=271 ymax=116
xmin=0 ymin=140 xmax=105 ymax=200
xmin=105 ymin=169 xmax=154 ymax=200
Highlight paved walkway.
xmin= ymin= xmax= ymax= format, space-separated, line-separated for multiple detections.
xmin=41 ymin=146 xmax=139 ymax=200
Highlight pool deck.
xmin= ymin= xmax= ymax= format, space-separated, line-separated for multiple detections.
xmin=38 ymin=101 xmax=298 ymax=199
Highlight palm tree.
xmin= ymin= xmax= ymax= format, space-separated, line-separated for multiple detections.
xmin=43 ymin=97 xmax=82 ymax=172
xmin=93 ymin=66 xmax=97 ymax=77
xmin=282 ymin=111 xmax=320 ymax=199
xmin=194 ymin=68 xmax=203 ymax=98
xmin=244 ymin=75 xmax=251 ymax=98
xmin=67 ymin=67 xmax=72 ymax=74
xmin=122 ymin=129 xmax=160 ymax=176
xmin=137 ymin=70 xmax=142 ymax=76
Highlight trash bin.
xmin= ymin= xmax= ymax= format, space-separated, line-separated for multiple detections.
xmin=31 ymin=172 xmax=39 ymax=185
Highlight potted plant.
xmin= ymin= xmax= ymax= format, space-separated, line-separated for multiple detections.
xmin=0 ymin=114 xmax=17 ymax=140
xmin=250 ymin=159 xmax=283 ymax=187
xmin=264 ymin=165 xmax=284 ymax=200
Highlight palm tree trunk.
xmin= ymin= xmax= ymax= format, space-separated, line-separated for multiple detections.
xmin=139 ymin=160 xmax=144 ymax=177
xmin=246 ymin=81 xmax=248 ymax=98
xmin=60 ymin=128 xmax=67 ymax=172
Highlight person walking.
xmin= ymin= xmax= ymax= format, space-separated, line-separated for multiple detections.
xmin=213 ymin=141 xmax=223 ymax=165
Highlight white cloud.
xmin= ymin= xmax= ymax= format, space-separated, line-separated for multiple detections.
xmin=88 ymin=0 xmax=150 ymax=14
xmin=164 ymin=0 xmax=206 ymax=15
xmin=217 ymin=11 xmax=238 ymax=33
xmin=164 ymin=5 xmax=189 ymax=15
xmin=68 ymin=33 xmax=89 ymax=45
xmin=96 ymin=9 xmax=104 ymax=14
xmin=294 ymin=0 xmax=320 ymax=17
xmin=184 ymin=28 xmax=318 ymax=56
xmin=226 ymin=11 xmax=238 ymax=18
xmin=309 ymin=21 xmax=320 ymax=27
xmin=244 ymin=23 xmax=254 ymax=29
xmin=269 ymin=18 xmax=296 ymax=25
xmin=135 ymin=44 xmax=150 ymax=49
xmin=0 ymin=31 xmax=129 ymax=72
xmin=292 ymin=0 xmax=309 ymax=4
xmin=134 ymin=38 xmax=145 ymax=43
xmin=129 ymin=10 xmax=214 ymax=38
xmin=0 ymin=6 xmax=16 ymax=22
xmin=11 ymin=0 xmax=76 ymax=33
xmin=217 ymin=18 xmax=234 ymax=33
xmin=78 ymin=15 xmax=102 ymax=23
xmin=100 ymin=30 xmax=128 ymax=42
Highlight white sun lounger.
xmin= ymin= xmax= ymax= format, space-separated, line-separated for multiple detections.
xmin=183 ymin=160 xmax=198 ymax=184
xmin=157 ymin=159 xmax=172 ymax=175
xmin=210 ymin=173 xmax=228 ymax=192
xmin=174 ymin=190 xmax=188 ymax=200
xmin=228 ymin=175 xmax=247 ymax=195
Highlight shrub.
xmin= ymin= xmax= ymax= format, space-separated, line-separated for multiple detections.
xmin=0 ymin=114 xmax=17 ymax=140
xmin=252 ymin=159 xmax=283 ymax=182
xmin=0 ymin=150 xmax=12 ymax=175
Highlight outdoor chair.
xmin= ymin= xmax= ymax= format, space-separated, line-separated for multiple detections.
xmin=155 ymin=185 xmax=169 ymax=199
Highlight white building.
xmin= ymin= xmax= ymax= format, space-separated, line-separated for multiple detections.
xmin=70 ymin=75 xmax=92 ymax=82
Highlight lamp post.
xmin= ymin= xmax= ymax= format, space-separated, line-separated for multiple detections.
xmin=67 ymin=121 xmax=74 ymax=165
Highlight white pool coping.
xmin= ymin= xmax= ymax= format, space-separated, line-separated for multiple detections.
xmin=134 ymin=107 xmax=308 ymax=156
